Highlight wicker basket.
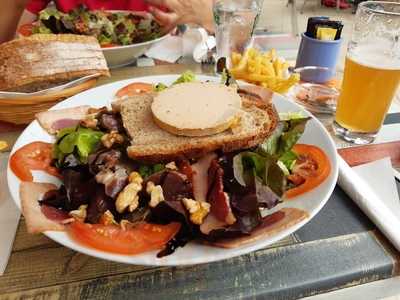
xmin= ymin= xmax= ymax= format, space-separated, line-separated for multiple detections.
xmin=0 ymin=79 xmax=97 ymax=125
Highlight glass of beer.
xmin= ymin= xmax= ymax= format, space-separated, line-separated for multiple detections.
xmin=333 ymin=1 xmax=400 ymax=144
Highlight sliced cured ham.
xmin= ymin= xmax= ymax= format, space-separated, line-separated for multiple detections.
xmin=36 ymin=106 xmax=91 ymax=134
xmin=191 ymin=152 xmax=217 ymax=202
xmin=238 ymin=85 xmax=273 ymax=105
xmin=207 ymin=208 xmax=308 ymax=248
xmin=207 ymin=159 xmax=236 ymax=225
xmin=20 ymin=182 xmax=67 ymax=233
xmin=200 ymin=213 xmax=227 ymax=235
xmin=95 ymin=167 xmax=128 ymax=199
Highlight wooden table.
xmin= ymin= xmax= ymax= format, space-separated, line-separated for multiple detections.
xmin=1 ymin=64 xmax=400 ymax=300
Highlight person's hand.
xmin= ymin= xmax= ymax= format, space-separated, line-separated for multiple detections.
xmin=145 ymin=0 xmax=215 ymax=33
xmin=0 ymin=0 xmax=29 ymax=43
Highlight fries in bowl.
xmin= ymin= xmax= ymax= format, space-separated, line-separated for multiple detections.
xmin=230 ymin=48 xmax=300 ymax=94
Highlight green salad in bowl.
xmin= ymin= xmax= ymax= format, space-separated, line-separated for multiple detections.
xmin=31 ymin=5 xmax=164 ymax=47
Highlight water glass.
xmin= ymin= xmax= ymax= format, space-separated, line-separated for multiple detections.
xmin=213 ymin=0 xmax=262 ymax=71
xmin=333 ymin=1 xmax=400 ymax=144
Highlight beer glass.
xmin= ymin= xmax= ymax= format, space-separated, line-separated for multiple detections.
xmin=333 ymin=1 xmax=400 ymax=144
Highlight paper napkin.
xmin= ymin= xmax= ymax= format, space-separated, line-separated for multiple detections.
xmin=145 ymin=35 xmax=183 ymax=63
xmin=0 ymin=153 xmax=20 ymax=275
xmin=145 ymin=28 xmax=215 ymax=63
xmin=338 ymin=156 xmax=400 ymax=251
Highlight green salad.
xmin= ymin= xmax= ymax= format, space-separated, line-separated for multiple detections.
xmin=32 ymin=5 xmax=163 ymax=46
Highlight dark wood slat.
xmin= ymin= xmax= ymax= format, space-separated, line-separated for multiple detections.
xmin=12 ymin=218 xmax=58 ymax=252
xmin=295 ymin=186 xmax=375 ymax=242
xmin=0 ymin=246 xmax=156 ymax=294
xmin=0 ymin=231 xmax=394 ymax=300
xmin=1 ymin=230 xmax=296 ymax=294
xmin=0 ymin=132 xmax=22 ymax=152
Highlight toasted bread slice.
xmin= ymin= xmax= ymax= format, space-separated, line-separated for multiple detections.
xmin=0 ymin=34 xmax=109 ymax=92
xmin=120 ymin=92 xmax=278 ymax=163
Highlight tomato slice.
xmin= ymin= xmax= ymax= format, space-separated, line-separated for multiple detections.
xmin=285 ymin=144 xmax=331 ymax=198
xmin=68 ymin=222 xmax=181 ymax=255
xmin=115 ymin=82 xmax=153 ymax=98
xmin=9 ymin=142 xmax=60 ymax=181
xmin=18 ymin=23 xmax=34 ymax=37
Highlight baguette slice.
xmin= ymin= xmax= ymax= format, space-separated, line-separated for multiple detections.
xmin=0 ymin=34 xmax=110 ymax=92
xmin=121 ymin=93 xmax=278 ymax=163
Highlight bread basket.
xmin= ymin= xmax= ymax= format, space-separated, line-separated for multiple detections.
xmin=0 ymin=34 xmax=110 ymax=124
xmin=0 ymin=78 xmax=97 ymax=124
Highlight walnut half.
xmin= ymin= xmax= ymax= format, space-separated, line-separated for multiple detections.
xmin=101 ymin=131 xmax=124 ymax=148
xmin=146 ymin=181 xmax=165 ymax=208
xmin=115 ymin=172 xmax=143 ymax=213
xmin=182 ymin=198 xmax=210 ymax=225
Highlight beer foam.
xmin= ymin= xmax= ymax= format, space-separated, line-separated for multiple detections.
xmin=349 ymin=42 xmax=400 ymax=70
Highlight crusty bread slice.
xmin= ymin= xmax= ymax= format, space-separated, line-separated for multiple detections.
xmin=120 ymin=93 xmax=278 ymax=163
xmin=0 ymin=34 xmax=109 ymax=92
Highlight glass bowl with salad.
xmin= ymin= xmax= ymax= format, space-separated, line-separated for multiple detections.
xmin=18 ymin=5 xmax=170 ymax=68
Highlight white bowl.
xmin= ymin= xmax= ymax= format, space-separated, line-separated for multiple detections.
xmin=98 ymin=10 xmax=170 ymax=68
xmin=102 ymin=33 xmax=169 ymax=68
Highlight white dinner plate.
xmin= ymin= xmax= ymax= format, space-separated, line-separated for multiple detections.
xmin=7 ymin=75 xmax=338 ymax=266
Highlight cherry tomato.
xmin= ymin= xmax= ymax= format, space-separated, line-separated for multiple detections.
xmin=68 ymin=222 xmax=181 ymax=255
xmin=18 ymin=24 xmax=33 ymax=37
xmin=101 ymin=43 xmax=117 ymax=48
xmin=9 ymin=142 xmax=60 ymax=182
xmin=285 ymin=144 xmax=331 ymax=198
xmin=115 ymin=82 xmax=153 ymax=98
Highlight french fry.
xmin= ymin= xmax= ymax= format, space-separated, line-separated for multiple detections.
xmin=273 ymin=59 xmax=284 ymax=78
xmin=236 ymin=49 xmax=250 ymax=71
xmin=254 ymin=56 xmax=262 ymax=75
xmin=247 ymin=48 xmax=258 ymax=59
xmin=247 ymin=58 xmax=256 ymax=69
xmin=264 ymin=60 xmax=275 ymax=77
xmin=282 ymin=61 xmax=289 ymax=72
xmin=247 ymin=73 xmax=270 ymax=82
xmin=231 ymin=52 xmax=242 ymax=67
xmin=248 ymin=66 xmax=256 ymax=74
xmin=230 ymin=68 xmax=247 ymax=79
xmin=270 ymin=49 xmax=277 ymax=61
xmin=263 ymin=50 xmax=273 ymax=61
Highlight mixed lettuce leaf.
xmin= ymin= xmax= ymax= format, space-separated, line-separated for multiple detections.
xmin=154 ymin=83 xmax=168 ymax=92
xmin=173 ymin=71 xmax=196 ymax=85
xmin=153 ymin=71 xmax=196 ymax=92
xmin=233 ymin=114 xmax=310 ymax=198
xmin=53 ymin=126 xmax=104 ymax=166
xmin=138 ymin=164 xmax=165 ymax=178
